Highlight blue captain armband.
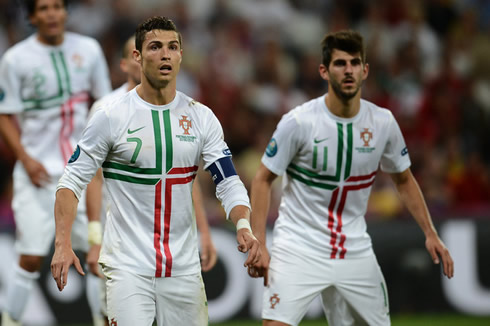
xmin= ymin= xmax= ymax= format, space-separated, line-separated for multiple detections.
xmin=207 ymin=156 xmax=237 ymax=185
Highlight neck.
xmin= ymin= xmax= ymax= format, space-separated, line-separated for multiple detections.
xmin=37 ymin=33 xmax=64 ymax=46
xmin=127 ymin=79 xmax=138 ymax=92
xmin=137 ymin=78 xmax=176 ymax=105
xmin=324 ymin=89 xmax=361 ymax=119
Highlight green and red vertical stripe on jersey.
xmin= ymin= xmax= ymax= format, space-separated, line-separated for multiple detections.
xmin=21 ymin=51 xmax=90 ymax=163
xmin=102 ymin=109 xmax=198 ymax=277
xmin=286 ymin=122 xmax=377 ymax=259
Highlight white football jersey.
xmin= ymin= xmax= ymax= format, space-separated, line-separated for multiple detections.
xmin=0 ymin=32 xmax=111 ymax=177
xmin=263 ymin=95 xmax=411 ymax=259
xmin=89 ymin=82 xmax=129 ymax=119
xmin=59 ymin=90 xmax=246 ymax=277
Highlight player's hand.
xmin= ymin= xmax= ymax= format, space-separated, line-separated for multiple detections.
xmin=86 ymin=244 xmax=103 ymax=278
xmin=236 ymin=229 xmax=261 ymax=268
xmin=425 ymin=234 xmax=454 ymax=279
xmin=248 ymin=243 xmax=270 ymax=286
xmin=21 ymin=155 xmax=50 ymax=187
xmin=200 ymin=233 xmax=217 ymax=272
xmin=51 ymin=245 xmax=85 ymax=291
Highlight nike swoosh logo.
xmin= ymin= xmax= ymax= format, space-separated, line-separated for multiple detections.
xmin=127 ymin=126 xmax=145 ymax=134
xmin=314 ymin=137 xmax=329 ymax=144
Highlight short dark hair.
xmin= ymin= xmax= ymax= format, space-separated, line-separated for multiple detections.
xmin=135 ymin=16 xmax=182 ymax=53
xmin=321 ymin=30 xmax=366 ymax=67
xmin=122 ymin=35 xmax=136 ymax=59
xmin=25 ymin=0 xmax=68 ymax=16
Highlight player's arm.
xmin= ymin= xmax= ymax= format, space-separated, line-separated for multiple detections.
xmin=207 ymin=156 xmax=261 ymax=268
xmin=85 ymin=168 xmax=104 ymax=277
xmin=390 ymin=168 xmax=454 ymax=278
xmin=193 ymin=179 xmax=217 ymax=272
xmin=0 ymin=114 xmax=49 ymax=186
xmin=249 ymin=163 xmax=277 ymax=285
xmin=51 ymin=188 xmax=86 ymax=291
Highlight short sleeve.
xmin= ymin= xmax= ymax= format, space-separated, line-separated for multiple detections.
xmin=201 ymin=110 xmax=232 ymax=169
xmin=379 ymin=113 xmax=411 ymax=173
xmin=261 ymin=111 xmax=302 ymax=176
xmin=89 ymin=41 xmax=112 ymax=100
xmin=58 ymin=109 xmax=113 ymax=198
xmin=0 ymin=51 xmax=23 ymax=114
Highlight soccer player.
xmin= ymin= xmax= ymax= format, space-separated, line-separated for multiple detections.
xmin=50 ymin=16 xmax=260 ymax=326
xmin=249 ymin=30 xmax=454 ymax=326
xmin=0 ymin=0 xmax=111 ymax=325
xmin=85 ymin=35 xmax=218 ymax=325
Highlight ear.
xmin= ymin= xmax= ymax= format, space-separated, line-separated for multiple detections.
xmin=319 ymin=64 xmax=329 ymax=82
xmin=120 ymin=58 xmax=127 ymax=74
xmin=362 ymin=62 xmax=369 ymax=81
xmin=28 ymin=15 xmax=37 ymax=27
xmin=133 ymin=49 xmax=142 ymax=65
xmin=179 ymin=49 xmax=183 ymax=63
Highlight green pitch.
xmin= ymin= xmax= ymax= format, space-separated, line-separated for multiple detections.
xmin=210 ymin=315 xmax=490 ymax=326
xmin=67 ymin=314 xmax=490 ymax=326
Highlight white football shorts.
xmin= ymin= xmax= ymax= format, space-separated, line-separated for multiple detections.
xmin=12 ymin=166 xmax=89 ymax=255
xmin=262 ymin=246 xmax=390 ymax=326
xmin=103 ymin=266 xmax=208 ymax=326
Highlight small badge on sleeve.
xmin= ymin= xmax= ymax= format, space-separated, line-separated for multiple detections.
xmin=401 ymin=147 xmax=408 ymax=156
xmin=265 ymin=138 xmax=278 ymax=157
xmin=68 ymin=145 xmax=81 ymax=163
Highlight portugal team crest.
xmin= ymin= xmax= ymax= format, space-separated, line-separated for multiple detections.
xmin=360 ymin=128 xmax=373 ymax=147
xmin=270 ymin=293 xmax=280 ymax=309
xmin=179 ymin=115 xmax=192 ymax=135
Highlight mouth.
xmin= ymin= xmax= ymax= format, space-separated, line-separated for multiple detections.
xmin=159 ymin=64 xmax=172 ymax=73
xmin=342 ymin=78 xmax=355 ymax=86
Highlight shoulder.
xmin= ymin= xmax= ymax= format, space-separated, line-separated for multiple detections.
xmin=177 ymin=91 xmax=216 ymax=120
xmin=64 ymin=32 xmax=103 ymax=51
xmin=1 ymin=36 xmax=34 ymax=62
xmin=361 ymin=99 xmax=395 ymax=123
xmin=280 ymin=96 xmax=323 ymax=128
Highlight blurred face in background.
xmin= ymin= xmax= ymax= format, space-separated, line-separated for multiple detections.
xmin=121 ymin=37 xmax=141 ymax=86
xmin=134 ymin=29 xmax=182 ymax=89
xmin=29 ymin=0 xmax=67 ymax=45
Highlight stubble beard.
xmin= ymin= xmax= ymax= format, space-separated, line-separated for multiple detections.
xmin=329 ymin=78 xmax=361 ymax=102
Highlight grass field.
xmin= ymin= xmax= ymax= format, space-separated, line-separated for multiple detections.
xmin=65 ymin=314 xmax=490 ymax=326
xmin=211 ymin=315 xmax=490 ymax=326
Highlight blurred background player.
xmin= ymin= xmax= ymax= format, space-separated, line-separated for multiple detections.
xmin=0 ymin=0 xmax=111 ymax=325
xmin=250 ymin=30 xmax=454 ymax=326
xmin=86 ymin=35 xmax=218 ymax=325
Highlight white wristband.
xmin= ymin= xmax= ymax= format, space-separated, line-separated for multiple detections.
xmin=88 ymin=221 xmax=102 ymax=246
xmin=236 ymin=218 xmax=252 ymax=232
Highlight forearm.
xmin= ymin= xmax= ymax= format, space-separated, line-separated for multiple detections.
xmin=229 ymin=205 xmax=251 ymax=227
xmin=393 ymin=170 xmax=437 ymax=237
xmin=193 ymin=181 xmax=210 ymax=235
xmin=54 ymin=188 xmax=79 ymax=247
xmin=86 ymin=168 xmax=103 ymax=222
xmin=250 ymin=175 xmax=273 ymax=244
xmin=0 ymin=114 xmax=28 ymax=161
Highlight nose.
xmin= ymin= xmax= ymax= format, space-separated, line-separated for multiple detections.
xmin=161 ymin=48 xmax=171 ymax=60
xmin=345 ymin=62 xmax=353 ymax=74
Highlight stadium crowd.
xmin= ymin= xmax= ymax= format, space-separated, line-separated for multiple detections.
xmin=0 ymin=0 xmax=489 ymax=231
